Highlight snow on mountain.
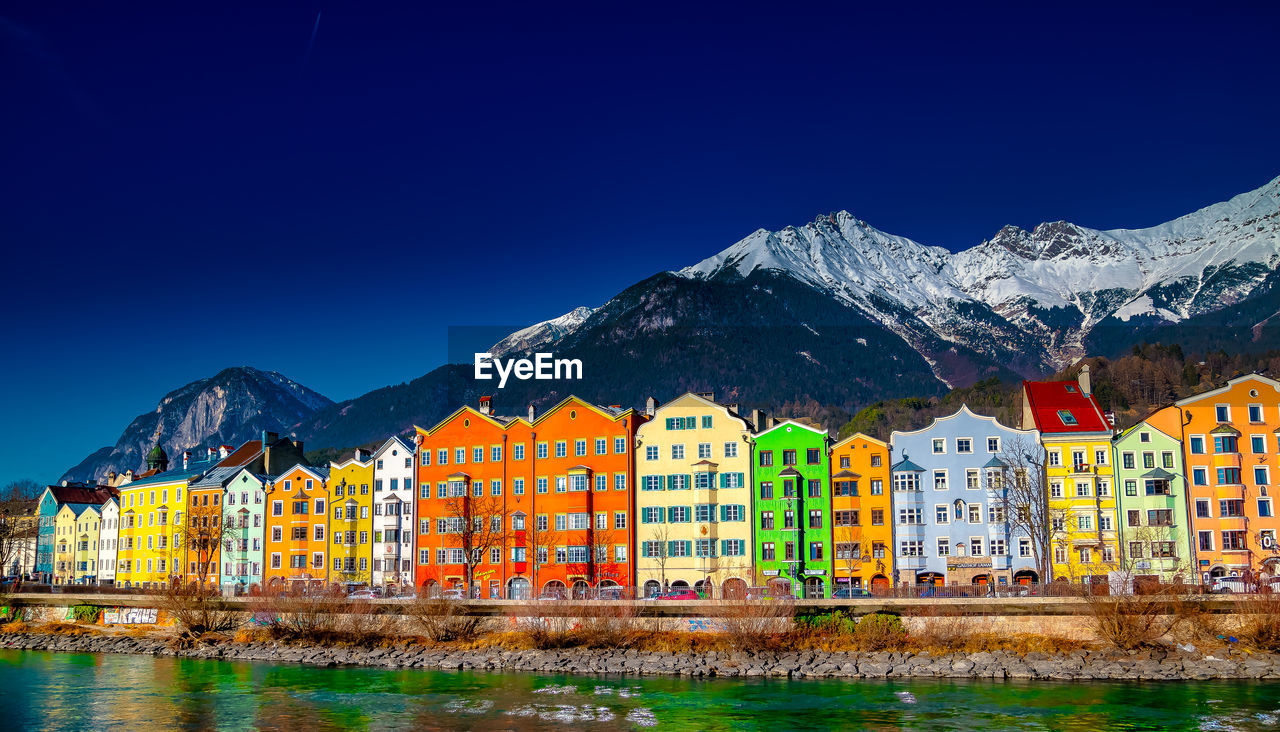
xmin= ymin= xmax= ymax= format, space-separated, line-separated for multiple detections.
xmin=489 ymin=305 xmax=597 ymax=357
xmin=677 ymin=175 xmax=1280 ymax=368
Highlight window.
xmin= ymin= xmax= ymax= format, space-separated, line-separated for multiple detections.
xmin=935 ymin=505 xmax=949 ymax=524
xmin=575 ymin=439 xmax=586 ymax=457
xmin=806 ymin=448 xmax=820 ymax=465
xmin=724 ymin=442 xmax=738 ymax=458
xmin=1147 ymin=509 xmax=1173 ymax=527
xmin=1057 ymin=410 xmax=1077 ymax=426
xmin=595 ymin=438 xmax=607 ymax=455
xmin=615 ymin=437 xmax=627 ymax=454
xmin=760 ymin=511 xmax=774 ymax=530
xmin=513 ymin=443 xmax=525 ymax=460
xmin=936 ymin=538 xmax=950 ymax=556
xmin=645 ymin=445 xmax=658 ymax=461
xmin=1220 ymin=499 xmax=1245 ymax=517
xmin=698 ymin=443 xmax=712 ymax=459
xmin=968 ymin=504 xmax=983 ymax=523
xmin=898 ymin=508 xmax=922 ymax=525
xmin=1249 ymin=404 xmax=1264 ymax=423
xmin=1260 ymin=499 xmax=1273 ymax=518
xmin=536 ymin=442 xmax=548 ymax=459
xmin=1124 ymin=480 xmax=1137 ymax=497
xmin=671 ymin=445 xmax=685 ymax=460
xmin=761 ymin=542 xmax=775 ymax=561
xmin=1077 ymin=513 xmax=1094 ymax=531
xmin=1048 ymin=451 xmax=1061 ymax=467
xmin=871 ymin=509 xmax=884 ymax=526
xmin=932 ymin=438 xmax=945 ymax=454
xmin=933 ymin=471 xmax=948 ymax=491
xmin=1222 ymin=531 xmax=1247 ymax=551
xmin=1216 ymin=405 xmax=1230 ymax=423
xmin=808 ymin=509 xmax=823 ymax=529
xmin=555 ymin=441 xmax=567 ymax=458
xmin=1218 ymin=467 xmax=1242 ymax=485
xmin=1256 ymin=467 xmax=1271 ymax=486
xmin=1215 ymin=435 xmax=1239 ymax=454
xmin=1142 ymin=452 xmax=1155 ymax=469
xmin=900 ymin=540 xmax=924 ymax=557
xmin=759 ymin=481 xmax=773 ymax=500
xmin=807 ymin=479 xmax=822 ymax=498
xmin=782 ymin=450 xmax=796 ymax=466
xmin=1192 ymin=467 xmax=1208 ymax=486
xmin=758 ymin=450 xmax=773 ymax=467
xmin=1122 ymin=453 xmax=1135 ymax=470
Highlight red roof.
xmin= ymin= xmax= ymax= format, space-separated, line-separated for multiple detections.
xmin=1022 ymin=380 xmax=1111 ymax=434
xmin=48 ymin=484 xmax=118 ymax=506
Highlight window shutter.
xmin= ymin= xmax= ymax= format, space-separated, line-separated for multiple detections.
xmin=718 ymin=472 xmax=726 ymax=488
xmin=657 ymin=506 xmax=665 ymax=523
xmin=685 ymin=506 xmax=693 ymax=523
xmin=667 ymin=540 xmax=677 ymax=555
xmin=686 ymin=475 xmax=693 ymax=490
xmin=684 ymin=541 xmax=692 ymax=555
xmin=658 ymin=475 xmax=665 ymax=490
xmin=736 ymin=472 xmax=745 ymax=487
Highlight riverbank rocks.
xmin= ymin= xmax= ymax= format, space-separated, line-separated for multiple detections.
xmin=3 ymin=632 xmax=1279 ymax=681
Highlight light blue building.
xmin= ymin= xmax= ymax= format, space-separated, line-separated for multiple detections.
xmin=890 ymin=405 xmax=1042 ymax=590
xmin=219 ymin=468 xmax=269 ymax=593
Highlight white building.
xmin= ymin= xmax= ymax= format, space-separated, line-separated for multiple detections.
xmin=372 ymin=436 xmax=416 ymax=589
xmin=97 ymin=497 xmax=119 ymax=586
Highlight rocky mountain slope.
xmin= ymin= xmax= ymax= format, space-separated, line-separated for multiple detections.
xmin=62 ymin=367 xmax=332 ymax=482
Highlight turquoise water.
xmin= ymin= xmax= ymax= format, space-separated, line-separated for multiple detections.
xmin=1 ymin=649 xmax=1279 ymax=730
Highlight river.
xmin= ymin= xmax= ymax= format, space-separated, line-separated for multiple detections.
xmin=1 ymin=649 xmax=1278 ymax=730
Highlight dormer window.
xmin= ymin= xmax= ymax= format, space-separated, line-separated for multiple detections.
xmin=1065 ymin=384 xmax=1077 ymax=393
xmin=1057 ymin=410 xmax=1077 ymax=426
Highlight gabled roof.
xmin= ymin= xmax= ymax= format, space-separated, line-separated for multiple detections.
xmin=755 ymin=419 xmax=827 ymax=440
xmin=125 ymin=457 xmax=218 ymax=488
xmin=777 ymin=467 xmax=803 ymax=478
xmin=1022 ymin=381 xmax=1111 ymax=434
xmin=1175 ymin=373 xmax=1280 ymax=407
xmin=830 ymin=432 xmax=888 ymax=451
xmin=373 ymin=435 xmax=415 ymax=460
xmin=831 ymin=469 xmax=861 ymax=479
xmin=275 ymin=463 xmax=329 ymax=482
xmin=188 ymin=466 xmax=243 ymax=490
xmin=643 ymin=392 xmax=754 ymax=431
xmin=1211 ymin=423 xmax=1242 ymax=436
xmin=42 ymin=484 xmax=118 ymax=507
xmin=890 ymin=404 xmax=1036 ymax=439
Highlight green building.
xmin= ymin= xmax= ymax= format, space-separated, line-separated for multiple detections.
xmin=1113 ymin=406 xmax=1194 ymax=584
xmin=752 ymin=420 xmax=832 ymax=598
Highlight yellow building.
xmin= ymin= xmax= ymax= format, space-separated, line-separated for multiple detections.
xmin=116 ymin=454 xmax=217 ymax=589
xmin=329 ymin=449 xmax=375 ymax=587
xmin=72 ymin=505 xmax=102 ymax=584
xmin=633 ymin=393 xmax=755 ymax=598
xmin=53 ymin=505 xmax=79 ymax=585
xmin=1022 ymin=367 xmax=1119 ymax=583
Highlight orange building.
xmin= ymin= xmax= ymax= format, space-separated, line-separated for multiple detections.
xmin=524 ymin=397 xmax=643 ymax=598
xmin=263 ymin=464 xmax=331 ymax=591
xmin=183 ymin=480 xmax=225 ymax=588
xmin=414 ymin=397 xmax=528 ymax=599
xmin=1148 ymin=374 xmax=1280 ymax=582
xmin=828 ymin=433 xmax=894 ymax=593
xmin=414 ymin=395 xmax=643 ymax=599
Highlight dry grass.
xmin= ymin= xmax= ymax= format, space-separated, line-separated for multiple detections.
xmin=573 ymin=602 xmax=641 ymax=649
xmin=0 ymin=620 xmax=27 ymax=633
xmin=1083 ymin=590 xmax=1186 ymax=651
xmin=1235 ymin=593 xmax=1280 ymax=652
xmin=718 ymin=597 xmax=794 ymax=651
xmin=34 ymin=621 xmax=92 ymax=636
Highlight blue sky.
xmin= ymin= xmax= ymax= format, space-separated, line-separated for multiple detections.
xmin=2 ymin=2 xmax=1278 ymax=486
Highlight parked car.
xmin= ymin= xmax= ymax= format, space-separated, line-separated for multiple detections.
xmin=832 ymin=587 xmax=871 ymax=599
xmin=594 ymin=586 xmax=625 ymax=600
xmin=347 ymin=589 xmax=377 ymax=599
xmin=439 ymin=588 xmax=466 ymax=600
xmin=1210 ymin=576 xmax=1256 ymax=594
xmin=656 ymin=589 xmax=700 ymax=601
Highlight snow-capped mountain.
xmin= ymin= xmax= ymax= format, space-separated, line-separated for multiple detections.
xmin=677 ymin=174 xmax=1280 ymax=374
xmin=489 ymin=305 xmax=597 ymax=357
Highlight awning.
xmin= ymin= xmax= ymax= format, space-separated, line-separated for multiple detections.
xmin=983 ymin=457 xmax=1006 ymax=469
xmin=832 ymin=470 xmax=861 ymax=479
xmin=778 ymin=467 xmax=803 ymax=478
xmin=1141 ymin=467 xmax=1176 ymax=480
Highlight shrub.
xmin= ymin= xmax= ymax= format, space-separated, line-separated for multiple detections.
xmin=717 ymin=596 xmax=793 ymax=651
xmin=406 ymin=596 xmax=484 ymax=643
xmin=854 ymin=613 xmax=906 ymax=651
xmin=161 ymin=586 xmax=241 ymax=640
xmin=573 ymin=602 xmax=640 ymax=649
xmin=339 ymin=599 xmax=395 ymax=646
xmin=1083 ymin=591 xmax=1184 ymax=651
xmin=507 ymin=601 xmax=578 ymax=649
xmin=71 ymin=605 xmax=101 ymax=624
xmin=1235 ymin=594 xmax=1280 ymax=652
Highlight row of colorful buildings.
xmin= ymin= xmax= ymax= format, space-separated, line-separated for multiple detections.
xmin=35 ymin=370 xmax=1280 ymax=598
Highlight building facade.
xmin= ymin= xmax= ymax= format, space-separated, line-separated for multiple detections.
xmin=1022 ymin=367 xmax=1119 ymax=583
xmin=371 ymin=437 xmax=416 ymax=589
xmin=329 ymin=450 xmax=375 ymax=588
xmin=752 ymin=420 xmax=833 ymax=598
xmin=1149 ymin=374 xmax=1280 ymax=582
xmin=828 ymin=433 xmax=893 ymax=592
xmin=634 ymin=393 xmax=754 ymax=598
xmin=220 ymin=469 xmax=268 ymax=593
xmin=1113 ymin=409 xmax=1194 ymax=584
xmin=97 ymin=498 xmax=119 ymax=586
xmin=264 ymin=464 xmax=330 ymax=590
xmin=891 ymin=406 xmax=1042 ymax=588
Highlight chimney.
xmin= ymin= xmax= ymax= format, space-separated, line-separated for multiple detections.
xmin=725 ymin=403 xmax=739 ymax=415
xmin=183 ymin=450 xmax=192 ymax=470
xmin=219 ymin=444 xmax=233 ymax=459
xmin=206 ymin=446 xmax=218 ymax=460
xmin=752 ymin=409 xmax=768 ymax=432
xmin=479 ymin=396 xmax=492 ymax=416
xmin=696 ymin=391 xmax=715 ymax=402
xmin=266 ymin=432 xmax=279 ymax=444
xmin=1078 ymin=364 xmax=1091 ymax=397
xmin=645 ymin=396 xmax=657 ymax=417
xmin=527 ymin=404 xmax=536 ymax=422
xmin=356 ymin=448 xmax=371 ymax=461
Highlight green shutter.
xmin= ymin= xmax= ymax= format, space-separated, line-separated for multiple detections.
xmin=657 ymin=475 xmax=665 ymax=490
xmin=718 ymin=472 xmax=727 ymax=489
xmin=686 ymin=474 xmax=693 ymax=490
xmin=685 ymin=506 xmax=694 ymax=523
xmin=665 ymin=418 xmax=674 ymax=430
xmin=657 ymin=506 xmax=665 ymax=523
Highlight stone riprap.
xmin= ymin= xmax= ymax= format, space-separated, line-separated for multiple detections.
xmin=1 ymin=632 xmax=1275 ymax=681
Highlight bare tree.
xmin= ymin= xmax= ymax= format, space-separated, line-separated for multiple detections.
xmin=0 ymin=499 xmax=38 ymax=578
xmin=528 ymin=516 xmax=561 ymax=597
xmin=441 ymin=488 xmax=506 ymax=598
xmin=644 ymin=523 xmax=673 ymax=595
xmin=994 ymin=436 xmax=1061 ymax=584
xmin=175 ymin=497 xmax=235 ymax=589
xmin=833 ymin=520 xmax=864 ymax=592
